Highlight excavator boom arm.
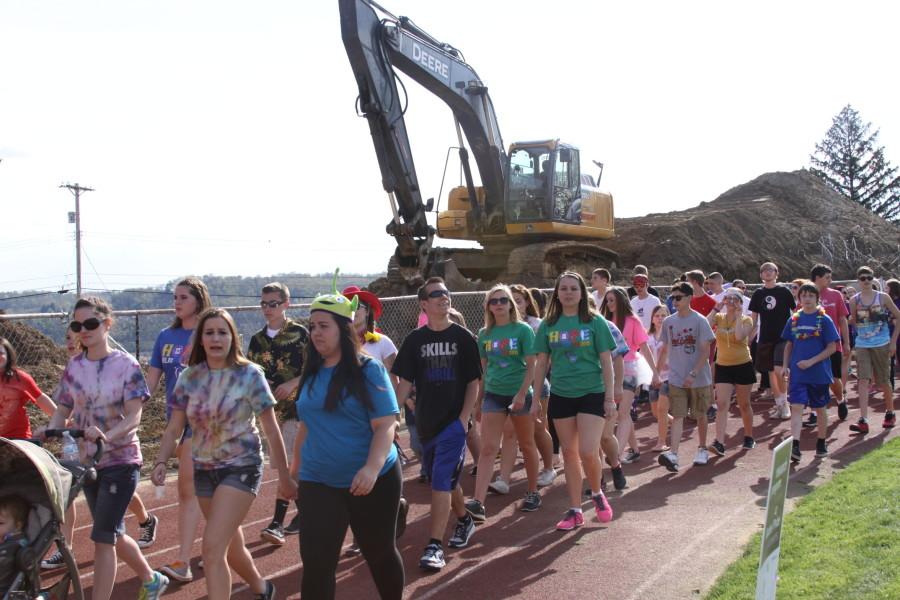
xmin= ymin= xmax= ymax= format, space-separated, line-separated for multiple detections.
xmin=340 ymin=0 xmax=507 ymax=244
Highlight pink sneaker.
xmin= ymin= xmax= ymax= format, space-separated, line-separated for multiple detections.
xmin=555 ymin=509 xmax=585 ymax=531
xmin=592 ymin=491 xmax=614 ymax=523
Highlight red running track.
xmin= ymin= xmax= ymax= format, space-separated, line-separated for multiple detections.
xmin=41 ymin=383 xmax=899 ymax=599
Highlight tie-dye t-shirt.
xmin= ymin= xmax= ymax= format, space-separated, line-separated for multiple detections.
xmin=172 ymin=361 xmax=275 ymax=469
xmin=54 ymin=350 xmax=150 ymax=469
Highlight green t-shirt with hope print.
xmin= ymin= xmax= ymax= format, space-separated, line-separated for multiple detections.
xmin=477 ymin=321 xmax=536 ymax=396
xmin=534 ymin=313 xmax=616 ymax=397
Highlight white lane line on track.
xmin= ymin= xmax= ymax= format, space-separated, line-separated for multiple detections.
xmin=76 ymin=505 xmax=291 ymax=581
xmin=72 ymin=476 xmax=282 ymax=532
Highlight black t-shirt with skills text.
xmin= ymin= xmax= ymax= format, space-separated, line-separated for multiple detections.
xmin=392 ymin=323 xmax=482 ymax=443
xmin=749 ymin=285 xmax=796 ymax=343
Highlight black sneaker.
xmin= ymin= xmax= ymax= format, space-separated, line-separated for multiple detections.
xmin=709 ymin=440 xmax=726 ymax=457
xmin=420 ymin=543 xmax=445 ymax=570
xmin=815 ymin=438 xmax=828 ymax=458
xmin=837 ymin=401 xmax=849 ymax=421
xmin=447 ymin=515 xmax=475 ymax=548
xmin=742 ymin=436 xmax=757 ymax=450
xmin=611 ymin=465 xmax=627 ymax=490
xmin=464 ymin=499 xmax=486 ymax=523
xmin=137 ymin=514 xmax=158 ymax=549
xmin=791 ymin=441 xmax=801 ymax=463
xmin=396 ymin=497 xmax=409 ymax=539
xmin=520 ymin=491 xmax=541 ymax=512
xmin=254 ymin=580 xmax=275 ymax=600
xmin=283 ymin=514 xmax=301 ymax=536
xmin=41 ymin=551 xmax=64 ymax=570
xmin=706 ymin=404 xmax=718 ymax=422
xmin=803 ymin=412 xmax=818 ymax=427
xmin=260 ymin=522 xmax=286 ymax=546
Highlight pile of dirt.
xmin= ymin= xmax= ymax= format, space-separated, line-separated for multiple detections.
xmin=603 ymin=169 xmax=900 ymax=283
xmin=0 ymin=320 xmax=69 ymax=366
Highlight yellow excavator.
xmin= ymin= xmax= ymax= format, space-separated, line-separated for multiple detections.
xmin=341 ymin=0 xmax=617 ymax=290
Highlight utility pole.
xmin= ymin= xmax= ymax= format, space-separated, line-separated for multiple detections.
xmin=60 ymin=183 xmax=94 ymax=298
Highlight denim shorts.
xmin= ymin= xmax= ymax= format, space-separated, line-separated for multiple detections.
xmin=83 ymin=464 xmax=140 ymax=544
xmin=649 ymin=381 xmax=669 ymax=402
xmin=482 ymin=391 xmax=533 ymax=416
xmin=194 ymin=462 xmax=264 ymax=497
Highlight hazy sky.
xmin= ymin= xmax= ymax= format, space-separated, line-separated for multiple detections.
xmin=2 ymin=0 xmax=898 ymax=294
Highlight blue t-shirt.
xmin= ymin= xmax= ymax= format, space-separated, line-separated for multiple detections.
xmin=296 ymin=358 xmax=399 ymax=488
xmin=150 ymin=327 xmax=193 ymax=415
xmin=781 ymin=309 xmax=840 ymax=385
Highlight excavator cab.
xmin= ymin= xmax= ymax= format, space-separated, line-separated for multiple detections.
xmin=506 ymin=141 xmax=582 ymax=226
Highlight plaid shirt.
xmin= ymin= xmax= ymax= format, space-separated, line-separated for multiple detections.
xmin=247 ymin=319 xmax=308 ymax=421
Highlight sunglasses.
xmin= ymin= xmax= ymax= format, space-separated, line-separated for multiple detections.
xmin=858 ymin=275 xmax=874 ymax=282
xmin=790 ymin=285 xmax=799 ymax=290
xmin=488 ymin=297 xmax=510 ymax=306
xmin=427 ymin=289 xmax=450 ymax=298
xmin=670 ymin=294 xmax=686 ymax=301
xmin=260 ymin=300 xmax=285 ymax=309
xmin=69 ymin=318 xmax=102 ymax=333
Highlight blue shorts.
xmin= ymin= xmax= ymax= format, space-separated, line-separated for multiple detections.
xmin=194 ymin=462 xmax=264 ymax=497
xmin=83 ymin=464 xmax=139 ymax=545
xmin=421 ymin=419 xmax=467 ymax=492
xmin=788 ymin=382 xmax=830 ymax=409
xmin=482 ymin=391 xmax=533 ymax=417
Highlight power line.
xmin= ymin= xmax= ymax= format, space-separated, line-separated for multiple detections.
xmin=0 ymin=290 xmax=69 ymax=302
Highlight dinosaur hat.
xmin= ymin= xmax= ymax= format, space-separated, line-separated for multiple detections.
xmin=310 ymin=269 xmax=358 ymax=320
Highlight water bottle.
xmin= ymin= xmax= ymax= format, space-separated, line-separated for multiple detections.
xmin=61 ymin=432 xmax=79 ymax=463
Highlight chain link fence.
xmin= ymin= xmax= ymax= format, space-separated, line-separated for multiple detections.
xmin=0 ymin=281 xmax=863 ymax=370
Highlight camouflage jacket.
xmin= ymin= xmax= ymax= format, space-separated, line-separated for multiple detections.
xmin=247 ymin=319 xmax=309 ymax=421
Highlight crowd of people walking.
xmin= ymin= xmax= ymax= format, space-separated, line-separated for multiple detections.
xmin=0 ymin=259 xmax=898 ymax=599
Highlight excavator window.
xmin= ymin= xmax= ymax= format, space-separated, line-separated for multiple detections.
xmin=506 ymin=148 xmax=551 ymax=222
xmin=553 ymin=148 xmax=581 ymax=222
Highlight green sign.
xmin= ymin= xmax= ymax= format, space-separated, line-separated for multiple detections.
xmin=756 ymin=436 xmax=793 ymax=600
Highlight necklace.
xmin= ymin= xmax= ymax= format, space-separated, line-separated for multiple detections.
xmin=790 ymin=307 xmax=826 ymax=340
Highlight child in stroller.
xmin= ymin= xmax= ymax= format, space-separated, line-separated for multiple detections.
xmin=0 ymin=431 xmax=103 ymax=600
xmin=0 ymin=494 xmax=30 ymax=598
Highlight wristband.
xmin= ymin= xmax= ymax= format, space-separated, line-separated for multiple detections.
xmin=154 ymin=461 xmax=167 ymax=469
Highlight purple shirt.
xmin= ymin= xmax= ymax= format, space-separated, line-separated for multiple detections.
xmin=55 ymin=350 xmax=150 ymax=469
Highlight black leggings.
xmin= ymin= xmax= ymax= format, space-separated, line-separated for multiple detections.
xmin=299 ymin=460 xmax=404 ymax=600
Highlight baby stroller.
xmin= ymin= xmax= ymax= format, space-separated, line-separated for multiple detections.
xmin=0 ymin=430 xmax=103 ymax=600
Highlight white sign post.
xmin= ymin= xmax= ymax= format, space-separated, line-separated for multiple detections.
xmin=756 ymin=437 xmax=793 ymax=600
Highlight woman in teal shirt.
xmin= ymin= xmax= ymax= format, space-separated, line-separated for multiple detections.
xmin=292 ymin=285 xmax=403 ymax=600
xmin=465 ymin=284 xmax=541 ymax=523
xmin=534 ymin=272 xmax=616 ymax=531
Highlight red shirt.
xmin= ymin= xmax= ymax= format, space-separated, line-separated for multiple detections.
xmin=819 ymin=287 xmax=849 ymax=352
xmin=0 ymin=369 xmax=43 ymax=439
xmin=691 ymin=293 xmax=717 ymax=317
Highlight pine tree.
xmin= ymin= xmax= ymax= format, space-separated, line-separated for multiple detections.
xmin=810 ymin=104 xmax=900 ymax=221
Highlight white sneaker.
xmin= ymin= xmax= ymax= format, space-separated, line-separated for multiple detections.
xmin=536 ymin=468 xmax=557 ymax=487
xmin=779 ymin=403 xmax=791 ymax=420
xmin=693 ymin=447 xmax=709 ymax=466
xmin=488 ymin=478 xmax=510 ymax=495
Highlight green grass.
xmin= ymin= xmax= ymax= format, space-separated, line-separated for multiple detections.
xmin=706 ymin=437 xmax=900 ymax=600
